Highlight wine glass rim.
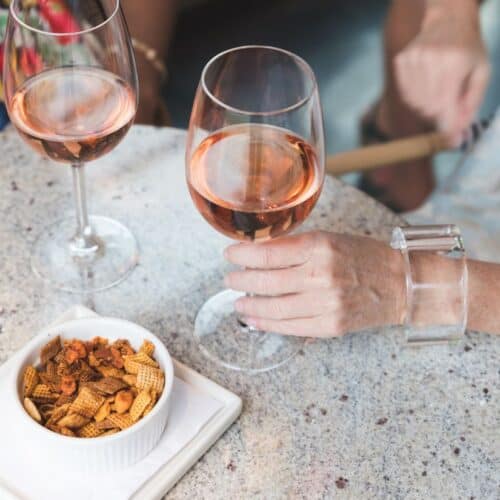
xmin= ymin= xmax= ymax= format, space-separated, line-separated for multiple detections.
xmin=201 ymin=45 xmax=318 ymax=116
xmin=9 ymin=0 xmax=121 ymax=38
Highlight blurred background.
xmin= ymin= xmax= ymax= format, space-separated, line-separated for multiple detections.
xmin=163 ymin=0 xmax=500 ymax=161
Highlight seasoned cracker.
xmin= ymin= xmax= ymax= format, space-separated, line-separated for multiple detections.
xmin=58 ymin=427 xmax=76 ymax=437
xmin=77 ymin=422 xmax=103 ymax=438
xmin=112 ymin=339 xmax=134 ymax=356
xmin=55 ymin=393 xmax=76 ymax=406
xmin=106 ymin=412 xmax=134 ymax=430
xmin=96 ymin=418 xmax=119 ymax=431
xmin=136 ymin=364 xmax=164 ymax=393
xmin=125 ymin=351 xmax=159 ymax=368
xmin=46 ymin=404 xmax=70 ymax=426
xmin=94 ymin=401 xmax=111 ymax=423
xmin=100 ymin=428 xmax=120 ymax=437
xmin=139 ymin=340 xmax=155 ymax=357
xmin=96 ymin=365 xmax=124 ymax=379
xmin=91 ymin=376 xmax=127 ymax=395
xmin=23 ymin=366 xmax=39 ymax=398
xmin=32 ymin=384 xmax=58 ymax=403
xmin=123 ymin=358 xmax=141 ymax=375
xmin=143 ymin=390 xmax=159 ymax=417
xmin=70 ymin=387 xmax=105 ymax=419
xmin=122 ymin=374 xmax=137 ymax=386
xmin=130 ymin=390 xmax=152 ymax=422
xmin=40 ymin=336 xmax=62 ymax=365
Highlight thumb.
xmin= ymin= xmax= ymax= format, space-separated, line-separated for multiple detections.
xmin=455 ymin=64 xmax=490 ymax=136
xmin=462 ymin=64 xmax=490 ymax=119
xmin=437 ymin=106 xmax=462 ymax=148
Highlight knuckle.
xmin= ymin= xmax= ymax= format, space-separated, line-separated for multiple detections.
xmin=323 ymin=271 xmax=337 ymax=289
xmin=299 ymin=236 xmax=315 ymax=262
xmin=331 ymin=287 xmax=348 ymax=306
xmin=268 ymin=299 xmax=287 ymax=320
xmin=262 ymin=246 xmax=274 ymax=268
xmin=306 ymin=261 xmax=332 ymax=289
xmin=329 ymin=314 xmax=346 ymax=337
xmin=314 ymin=231 xmax=332 ymax=251
xmin=256 ymin=273 xmax=273 ymax=294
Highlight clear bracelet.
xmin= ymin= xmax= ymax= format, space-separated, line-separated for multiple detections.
xmin=391 ymin=224 xmax=468 ymax=346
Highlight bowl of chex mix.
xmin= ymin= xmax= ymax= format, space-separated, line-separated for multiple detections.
xmin=10 ymin=317 xmax=174 ymax=473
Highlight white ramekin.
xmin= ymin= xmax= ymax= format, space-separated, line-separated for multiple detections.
xmin=8 ymin=316 xmax=174 ymax=475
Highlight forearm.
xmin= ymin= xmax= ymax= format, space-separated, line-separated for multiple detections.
xmin=423 ymin=0 xmax=481 ymax=26
xmin=121 ymin=0 xmax=177 ymax=121
xmin=122 ymin=1 xmax=177 ymax=61
xmin=466 ymin=260 xmax=500 ymax=334
xmin=399 ymin=252 xmax=500 ymax=335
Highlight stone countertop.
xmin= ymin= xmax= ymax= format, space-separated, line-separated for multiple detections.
xmin=0 ymin=126 xmax=498 ymax=499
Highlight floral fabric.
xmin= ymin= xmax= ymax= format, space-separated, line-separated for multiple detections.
xmin=0 ymin=0 xmax=79 ymax=99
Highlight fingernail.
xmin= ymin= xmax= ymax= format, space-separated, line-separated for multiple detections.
xmin=241 ymin=316 xmax=257 ymax=328
xmin=234 ymin=300 xmax=244 ymax=313
xmin=224 ymin=275 xmax=232 ymax=288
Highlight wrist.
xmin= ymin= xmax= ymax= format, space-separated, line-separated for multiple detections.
xmin=387 ymin=247 xmax=407 ymax=326
xmin=424 ymin=0 xmax=480 ymax=27
xmin=390 ymin=225 xmax=467 ymax=344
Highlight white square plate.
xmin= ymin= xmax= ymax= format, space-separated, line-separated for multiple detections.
xmin=0 ymin=306 xmax=242 ymax=500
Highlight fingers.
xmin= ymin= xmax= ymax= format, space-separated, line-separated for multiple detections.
xmin=463 ymin=63 xmax=490 ymax=117
xmin=396 ymin=49 xmax=460 ymax=120
xmin=241 ymin=315 xmax=340 ymax=338
xmin=457 ymin=63 xmax=491 ymax=132
xmin=437 ymin=106 xmax=462 ymax=147
xmin=225 ymin=266 xmax=313 ymax=295
xmin=235 ymin=290 xmax=336 ymax=320
xmin=224 ymin=233 xmax=313 ymax=269
xmin=443 ymin=63 xmax=490 ymax=146
xmin=394 ymin=36 xmax=489 ymax=146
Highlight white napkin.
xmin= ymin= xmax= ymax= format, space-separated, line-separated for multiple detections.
xmin=0 ymin=376 xmax=223 ymax=500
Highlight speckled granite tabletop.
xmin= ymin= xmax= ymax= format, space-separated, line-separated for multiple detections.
xmin=0 ymin=126 xmax=498 ymax=500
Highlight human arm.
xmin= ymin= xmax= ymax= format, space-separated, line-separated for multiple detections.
xmin=393 ymin=0 xmax=490 ymax=145
xmin=121 ymin=0 xmax=177 ymax=124
xmin=224 ymin=231 xmax=500 ymax=337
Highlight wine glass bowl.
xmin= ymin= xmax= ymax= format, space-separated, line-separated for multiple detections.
xmin=186 ymin=46 xmax=325 ymax=372
xmin=3 ymin=0 xmax=139 ymax=292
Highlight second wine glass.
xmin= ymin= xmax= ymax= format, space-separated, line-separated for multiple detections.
xmin=3 ymin=0 xmax=139 ymax=293
xmin=186 ymin=46 xmax=325 ymax=373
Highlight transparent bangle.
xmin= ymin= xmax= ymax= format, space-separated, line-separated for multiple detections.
xmin=391 ymin=224 xmax=467 ymax=346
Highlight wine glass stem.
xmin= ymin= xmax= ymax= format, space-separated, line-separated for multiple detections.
xmin=69 ymin=163 xmax=100 ymax=258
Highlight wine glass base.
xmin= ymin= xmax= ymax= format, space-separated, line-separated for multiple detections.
xmin=31 ymin=215 xmax=139 ymax=293
xmin=194 ymin=289 xmax=304 ymax=373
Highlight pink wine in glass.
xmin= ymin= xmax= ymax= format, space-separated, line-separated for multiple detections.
xmin=187 ymin=124 xmax=322 ymax=241
xmin=9 ymin=67 xmax=136 ymax=163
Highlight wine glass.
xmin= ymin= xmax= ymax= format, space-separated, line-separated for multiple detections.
xmin=3 ymin=0 xmax=139 ymax=293
xmin=186 ymin=46 xmax=325 ymax=373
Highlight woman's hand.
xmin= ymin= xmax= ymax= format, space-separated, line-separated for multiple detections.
xmin=224 ymin=232 xmax=406 ymax=337
xmin=394 ymin=0 xmax=490 ymax=146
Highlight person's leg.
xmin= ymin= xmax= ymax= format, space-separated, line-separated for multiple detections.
xmin=364 ymin=0 xmax=435 ymax=212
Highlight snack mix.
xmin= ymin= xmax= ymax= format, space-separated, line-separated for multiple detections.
xmin=21 ymin=336 xmax=165 ymax=438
